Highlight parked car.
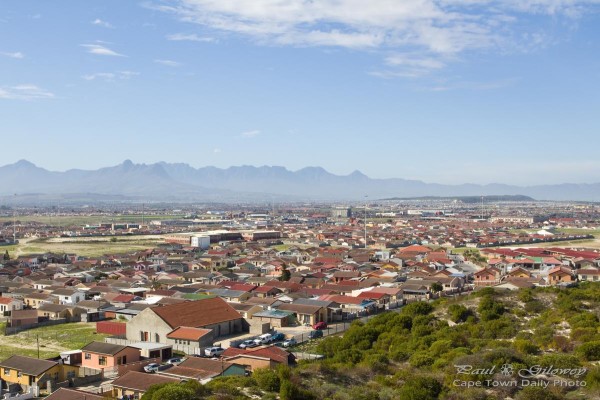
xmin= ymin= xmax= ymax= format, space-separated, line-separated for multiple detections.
xmin=166 ymin=357 xmax=183 ymax=365
xmin=271 ymin=332 xmax=285 ymax=341
xmin=312 ymin=321 xmax=327 ymax=330
xmin=282 ymin=337 xmax=297 ymax=347
xmin=239 ymin=339 xmax=259 ymax=349
xmin=204 ymin=346 xmax=225 ymax=357
xmin=143 ymin=363 xmax=161 ymax=373
xmin=254 ymin=333 xmax=273 ymax=345
xmin=308 ymin=330 xmax=323 ymax=339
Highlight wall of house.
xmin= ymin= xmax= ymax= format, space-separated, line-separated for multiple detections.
xmin=81 ymin=347 xmax=140 ymax=370
xmin=113 ymin=387 xmax=142 ymax=399
xmin=126 ymin=308 xmax=172 ymax=344
xmin=166 ymin=335 xmax=213 ymax=349
xmin=0 ymin=364 xmax=78 ymax=388
xmin=226 ymin=356 xmax=275 ymax=371
xmin=204 ymin=319 xmax=244 ymax=340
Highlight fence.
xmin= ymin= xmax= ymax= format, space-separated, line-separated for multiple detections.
xmin=4 ymin=319 xmax=67 ymax=336
xmin=82 ymin=383 xmax=114 ymax=395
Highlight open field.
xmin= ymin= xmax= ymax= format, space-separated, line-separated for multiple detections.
xmin=0 ymin=322 xmax=109 ymax=360
xmin=510 ymin=238 xmax=600 ymax=250
xmin=0 ymin=214 xmax=184 ymax=227
xmin=11 ymin=235 xmax=166 ymax=257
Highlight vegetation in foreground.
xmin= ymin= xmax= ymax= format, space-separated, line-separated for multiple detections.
xmin=143 ymin=283 xmax=600 ymax=399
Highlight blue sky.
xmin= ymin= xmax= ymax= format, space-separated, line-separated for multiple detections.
xmin=1 ymin=0 xmax=599 ymax=185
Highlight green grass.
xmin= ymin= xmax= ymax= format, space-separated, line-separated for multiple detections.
xmin=11 ymin=236 xmax=164 ymax=257
xmin=555 ymin=228 xmax=598 ymax=235
xmin=0 ymin=322 xmax=110 ymax=360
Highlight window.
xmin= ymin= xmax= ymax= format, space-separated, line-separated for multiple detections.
xmin=155 ymin=333 xmax=160 ymax=342
xmin=67 ymin=371 xmax=76 ymax=379
xmin=117 ymin=357 xmax=122 ymax=365
xmin=85 ymin=353 xmax=91 ymax=360
xmin=17 ymin=371 xmax=22 ymax=378
xmin=99 ymin=356 xmax=107 ymax=366
xmin=3 ymin=368 xmax=9 ymax=376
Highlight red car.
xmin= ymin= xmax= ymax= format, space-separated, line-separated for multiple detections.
xmin=312 ymin=322 xmax=327 ymax=330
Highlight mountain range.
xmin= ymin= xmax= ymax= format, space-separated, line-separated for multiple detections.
xmin=0 ymin=160 xmax=598 ymax=202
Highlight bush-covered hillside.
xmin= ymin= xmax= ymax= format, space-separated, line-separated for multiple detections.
xmin=146 ymin=283 xmax=600 ymax=400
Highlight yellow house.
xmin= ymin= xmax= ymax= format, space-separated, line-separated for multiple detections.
xmin=0 ymin=355 xmax=79 ymax=392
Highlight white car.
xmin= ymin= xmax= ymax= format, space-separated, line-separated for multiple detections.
xmin=204 ymin=346 xmax=225 ymax=357
xmin=143 ymin=363 xmax=161 ymax=373
xmin=239 ymin=339 xmax=258 ymax=349
xmin=254 ymin=333 xmax=273 ymax=345
xmin=166 ymin=357 xmax=183 ymax=365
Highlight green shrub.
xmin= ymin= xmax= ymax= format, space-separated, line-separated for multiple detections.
xmin=577 ymin=341 xmax=600 ymax=361
xmin=253 ymin=368 xmax=281 ymax=392
xmin=398 ymin=376 xmax=442 ymax=400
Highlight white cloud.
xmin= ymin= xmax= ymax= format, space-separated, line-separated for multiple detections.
xmin=166 ymin=33 xmax=215 ymax=42
xmin=241 ymin=130 xmax=260 ymax=138
xmin=154 ymin=0 xmax=600 ymax=77
xmin=82 ymin=71 xmax=139 ymax=81
xmin=213 ymin=148 xmax=222 ymax=153
xmin=81 ymin=44 xmax=125 ymax=57
xmin=154 ymin=59 xmax=182 ymax=67
xmin=423 ymin=78 xmax=519 ymax=91
xmin=0 ymin=84 xmax=54 ymax=100
xmin=92 ymin=19 xmax=114 ymax=28
xmin=1 ymin=52 xmax=24 ymax=59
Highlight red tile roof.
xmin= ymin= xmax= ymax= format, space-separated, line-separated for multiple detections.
xmin=167 ymin=326 xmax=213 ymax=341
xmin=152 ymin=297 xmax=242 ymax=329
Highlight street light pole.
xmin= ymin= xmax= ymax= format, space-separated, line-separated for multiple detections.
xmin=364 ymin=196 xmax=368 ymax=249
xmin=13 ymin=194 xmax=16 ymax=244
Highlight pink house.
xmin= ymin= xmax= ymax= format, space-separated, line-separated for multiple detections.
xmin=81 ymin=342 xmax=140 ymax=370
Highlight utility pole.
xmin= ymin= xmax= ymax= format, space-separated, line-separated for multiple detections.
xmin=12 ymin=194 xmax=16 ymax=244
xmin=364 ymin=196 xmax=368 ymax=249
xmin=37 ymin=334 xmax=40 ymax=359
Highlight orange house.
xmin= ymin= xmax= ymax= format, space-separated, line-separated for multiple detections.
xmin=547 ymin=267 xmax=575 ymax=285
xmin=81 ymin=342 xmax=140 ymax=370
xmin=473 ymin=267 xmax=501 ymax=287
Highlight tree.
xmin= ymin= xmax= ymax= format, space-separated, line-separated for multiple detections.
xmin=151 ymin=385 xmax=195 ymax=400
xmin=3 ymin=250 xmax=9 ymax=261
xmin=430 ymin=282 xmax=443 ymax=294
xmin=279 ymin=264 xmax=291 ymax=281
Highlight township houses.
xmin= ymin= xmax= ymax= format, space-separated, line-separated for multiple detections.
xmin=0 ymin=355 xmax=79 ymax=393
xmin=158 ymin=357 xmax=246 ymax=382
xmin=473 ymin=267 xmax=502 ymax=287
xmin=0 ymin=297 xmax=23 ymax=315
xmin=80 ymin=342 xmax=141 ymax=370
xmin=111 ymin=371 xmax=179 ymax=399
xmin=126 ymin=297 xmax=245 ymax=344
xmin=222 ymin=346 xmax=296 ymax=371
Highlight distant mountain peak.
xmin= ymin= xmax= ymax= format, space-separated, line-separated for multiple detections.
xmin=13 ymin=159 xmax=37 ymax=168
xmin=348 ymin=170 xmax=368 ymax=179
